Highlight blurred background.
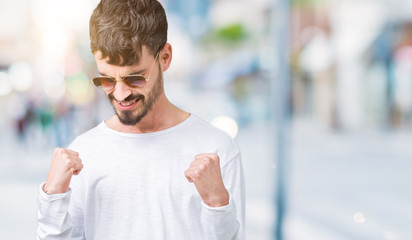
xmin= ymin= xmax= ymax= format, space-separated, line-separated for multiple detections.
xmin=1 ymin=0 xmax=412 ymax=239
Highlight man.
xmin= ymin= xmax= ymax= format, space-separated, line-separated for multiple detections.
xmin=36 ymin=0 xmax=245 ymax=239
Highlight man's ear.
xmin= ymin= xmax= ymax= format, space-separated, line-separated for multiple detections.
xmin=159 ymin=43 xmax=172 ymax=72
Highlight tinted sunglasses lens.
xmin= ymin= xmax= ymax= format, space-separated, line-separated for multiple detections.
xmin=93 ymin=77 xmax=115 ymax=90
xmin=124 ymin=75 xmax=146 ymax=88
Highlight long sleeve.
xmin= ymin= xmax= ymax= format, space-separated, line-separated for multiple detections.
xmin=200 ymin=152 xmax=245 ymax=240
xmin=36 ymin=182 xmax=85 ymax=240
xmin=34 ymin=115 xmax=246 ymax=239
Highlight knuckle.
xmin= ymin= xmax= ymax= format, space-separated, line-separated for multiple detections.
xmin=54 ymin=148 xmax=63 ymax=155
xmin=184 ymin=169 xmax=192 ymax=177
xmin=64 ymin=159 xmax=72 ymax=166
xmin=194 ymin=170 xmax=201 ymax=177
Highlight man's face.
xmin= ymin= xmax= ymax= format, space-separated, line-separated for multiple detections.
xmin=94 ymin=47 xmax=163 ymax=125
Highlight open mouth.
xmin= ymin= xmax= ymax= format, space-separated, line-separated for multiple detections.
xmin=117 ymin=98 xmax=140 ymax=110
xmin=119 ymin=98 xmax=138 ymax=106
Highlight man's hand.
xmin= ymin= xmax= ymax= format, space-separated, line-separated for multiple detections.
xmin=184 ymin=153 xmax=229 ymax=207
xmin=43 ymin=148 xmax=83 ymax=194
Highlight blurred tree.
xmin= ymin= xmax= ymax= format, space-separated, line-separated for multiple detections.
xmin=291 ymin=0 xmax=317 ymax=6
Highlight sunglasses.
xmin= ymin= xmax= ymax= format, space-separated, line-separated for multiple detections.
xmin=92 ymin=52 xmax=159 ymax=91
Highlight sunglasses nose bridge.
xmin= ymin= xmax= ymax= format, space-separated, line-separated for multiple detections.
xmin=111 ymin=76 xmax=128 ymax=89
xmin=117 ymin=76 xmax=126 ymax=82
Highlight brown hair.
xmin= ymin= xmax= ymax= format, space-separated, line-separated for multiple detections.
xmin=89 ymin=0 xmax=168 ymax=66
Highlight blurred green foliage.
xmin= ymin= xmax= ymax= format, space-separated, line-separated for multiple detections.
xmin=202 ymin=23 xmax=249 ymax=48
xmin=65 ymin=72 xmax=89 ymax=96
xmin=291 ymin=0 xmax=318 ymax=6
xmin=215 ymin=23 xmax=248 ymax=42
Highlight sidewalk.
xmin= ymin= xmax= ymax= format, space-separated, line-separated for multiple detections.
xmin=285 ymin=120 xmax=412 ymax=239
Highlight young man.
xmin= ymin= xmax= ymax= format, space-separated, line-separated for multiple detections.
xmin=36 ymin=0 xmax=245 ymax=239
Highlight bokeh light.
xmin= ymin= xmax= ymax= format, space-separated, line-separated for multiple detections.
xmin=353 ymin=212 xmax=365 ymax=224
xmin=65 ymin=72 xmax=94 ymax=105
xmin=211 ymin=115 xmax=239 ymax=139
xmin=42 ymin=68 xmax=66 ymax=100
xmin=0 ymin=71 xmax=12 ymax=96
xmin=8 ymin=61 xmax=33 ymax=92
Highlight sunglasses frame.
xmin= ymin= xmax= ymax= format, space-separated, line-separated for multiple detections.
xmin=92 ymin=52 xmax=160 ymax=90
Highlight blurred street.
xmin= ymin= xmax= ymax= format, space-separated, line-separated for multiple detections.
xmin=286 ymin=120 xmax=412 ymax=239
xmin=2 ymin=0 xmax=412 ymax=239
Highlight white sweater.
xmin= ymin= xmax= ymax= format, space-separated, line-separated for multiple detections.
xmin=36 ymin=114 xmax=245 ymax=240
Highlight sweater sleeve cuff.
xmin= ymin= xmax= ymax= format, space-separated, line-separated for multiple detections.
xmin=201 ymin=191 xmax=234 ymax=213
xmin=37 ymin=182 xmax=72 ymax=223
xmin=39 ymin=182 xmax=72 ymax=201
xmin=200 ymin=191 xmax=239 ymax=239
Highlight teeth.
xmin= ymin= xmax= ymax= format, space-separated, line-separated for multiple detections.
xmin=120 ymin=99 xmax=137 ymax=106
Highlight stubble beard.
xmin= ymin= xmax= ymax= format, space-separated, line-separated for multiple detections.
xmin=108 ymin=65 xmax=163 ymax=126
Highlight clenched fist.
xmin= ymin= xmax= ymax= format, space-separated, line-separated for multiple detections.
xmin=43 ymin=148 xmax=83 ymax=194
xmin=184 ymin=153 xmax=229 ymax=207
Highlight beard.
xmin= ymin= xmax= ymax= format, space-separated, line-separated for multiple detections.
xmin=107 ymin=65 xmax=163 ymax=126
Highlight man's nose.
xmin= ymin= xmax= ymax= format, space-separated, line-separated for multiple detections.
xmin=112 ymin=81 xmax=132 ymax=101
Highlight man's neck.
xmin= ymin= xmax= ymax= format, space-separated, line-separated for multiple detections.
xmin=106 ymin=93 xmax=190 ymax=134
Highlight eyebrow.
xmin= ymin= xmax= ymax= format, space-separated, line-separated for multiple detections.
xmin=98 ymin=69 xmax=146 ymax=77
